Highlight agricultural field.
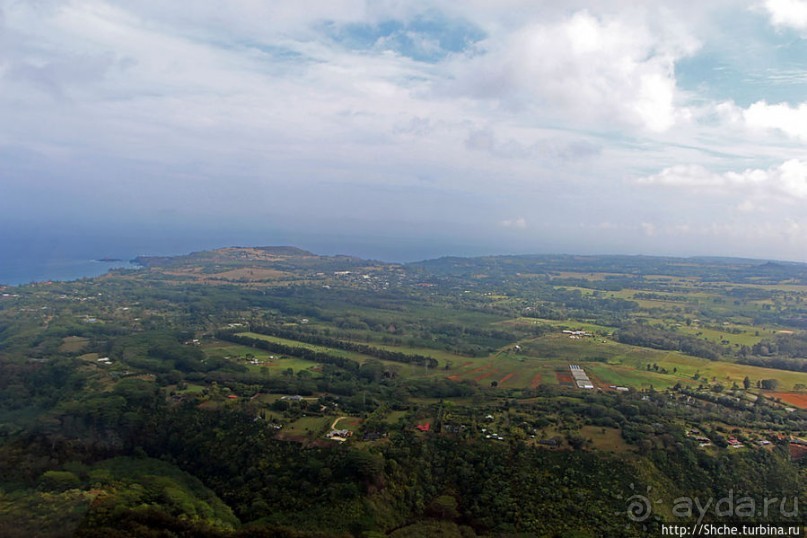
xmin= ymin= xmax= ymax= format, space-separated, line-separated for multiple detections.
xmin=234 ymin=332 xmax=374 ymax=363
xmin=579 ymin=425 xmax=634 ymax=453
xmin=280 ymin=415 xmax=330 ymax=437
xmin=227 ymin=311 xmax=807 ymax=394
xmin=767 ymin=392 xmax=807 ymax=409
xmin=202 ymin=340 xmax=323 ymax=374
xmin=59 ymin=336 xmax=89 ymax=353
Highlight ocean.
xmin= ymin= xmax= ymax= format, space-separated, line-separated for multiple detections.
xmin=0 ymin=225 xmax=282 ymax=286
xmin=0 ymin=225 xmax=504 ymax=286
xmin=0 ymin=227 xmax=166 ymax=286
xmin=0 ymin=258 xmax=141 ymax=286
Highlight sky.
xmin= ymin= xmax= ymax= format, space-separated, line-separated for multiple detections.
xmin=2 ymin=0 xmax=807 ymax=262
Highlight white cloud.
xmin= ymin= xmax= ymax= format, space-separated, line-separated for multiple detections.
xmin=4 ymin=0 xmax=807 ymax=262
xmin=743 ymin=100 xmax=807 ymax=140
xmin=637 ymin=159 xmax=807 ymax=199
xmin=713 ymin=99 xmax=807 ymax=143
xmin=445 ymin=9 xmax=698 ymax=132
xmin=500 ymin=217 xmax=527 ymax=229
xmin=763 ymin=0 xmax=807 ymax=32
xmin=464 ymin=127 xmax=601 ymax=161
xmin=737 ymin=199 xmax=759 ymax=212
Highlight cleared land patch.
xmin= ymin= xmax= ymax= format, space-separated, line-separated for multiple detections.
xmin=767 ymin=392 xmax=807 ymax=409
xmin=60 ymin=336 xmax=89 ymax=353
xmin=498 ymin=373 xmax=516 ymax=385
xmin=579 ymin=426 xmax=633 ymax=453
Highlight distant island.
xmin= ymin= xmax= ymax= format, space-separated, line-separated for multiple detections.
xmin=95 ymin=257 xmax=124 ymax=262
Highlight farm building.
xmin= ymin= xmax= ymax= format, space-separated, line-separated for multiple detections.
xmin=326 ymin=429 xmax=353 ymax=442
xmin=569 ymin=365 xmax=594 ymax=389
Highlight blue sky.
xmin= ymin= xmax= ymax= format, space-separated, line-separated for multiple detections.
xmin=2 ymin=0 xmax=807 ymax=262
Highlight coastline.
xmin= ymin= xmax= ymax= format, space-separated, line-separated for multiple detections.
xmin=0 ymin=258 xmax=141 ymax=287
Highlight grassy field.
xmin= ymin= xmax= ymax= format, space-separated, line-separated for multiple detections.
xmin=674 ymin=324 xmax=764 ymax=347
xmin=172 ymin=383 xmax=206 ymax=394
xmin=235 ymin=332 xmax=374 ymax=362
xmin=234 ymin=332 xmax=484 ymax=377
xmin=579 ymin=425 xmax=633 ymax=453
xmin=586 ymin=363 xmax=678 ymax=389
xmin=352 ymin=342 xmax=471 ymax=363
xmin=500 ymin=317 xmax=614 ymax=334
xmin=281 ymin=416 xmax=330 ymax=436
xmin=59 ymin=336 xmax=89 ymax=353
xmin=226 ymin=309 xmax=807 ymax=394
xmin=384 ymin=410 xmax=409 ymax=425
xmin=428 ymin=331 xmax=807 ymax=392
xmin=529 ymin=333 xmax=807 ymax=390
xmin=203 ymin=341 xmax=274 ymax=361
xmin=330 ymin=416 xmax=363 ymax=432
xmin=203 ymin=340 xmax=323 ymax=374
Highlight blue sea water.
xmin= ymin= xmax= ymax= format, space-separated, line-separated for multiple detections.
xmin=0 ymin=224 xmax=295 ymax=286
xmin=0 ymin=227 xmax=153 ymax=286
xmin=0 ymin=258 xmax=141 ymax=286
xmin=0 ymin=224 xmax=501 ymax=286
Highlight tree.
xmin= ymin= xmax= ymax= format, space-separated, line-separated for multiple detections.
xmin=40 ymin=470 xmax=80 ymax=492
xmin=743 ymin=376 xmax=751 ymax=390
xmin=427 ymin=495 xmax=460 ymax=520
xmin=760 ymin=379 xmax=779 ymax=390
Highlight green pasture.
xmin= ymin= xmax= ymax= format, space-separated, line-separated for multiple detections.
xmin=59 ymin=336 xmax=89 ymax=353
xmin=203 ymin=342 xmax=274 ymax=361
xmin=298 ymin=299 xmax=508 ymax=330
xmin=579 ymin=426 xmax=633 ymax=453
xmin=225 ymin=325 xmax=807 ymax=393
xmin=731 ymin=282 xmax=807 ymax=293
xmin=384 ymin=410 xmax=409 ymax=425
xmin=248 ymin=356 xmax=322 ymax=375
xmin=426 ymin=350 xmax=564 ymax=389
xmin=675 ymin=324 xmax=763 ymax=347
xmin=586 ymin=363 xmax=679 ymax=389
xmin=627 ymin=298 xmax=689 ymax=311
xmin=356 ymin=342 xmax=471 ymax=363
xmin=520 ymin=333 xmax=621 ymax=361
xmin=512 ymin=332 xmax=807 ymax=392
xmin=500 ymin=317 xmax=614 ymax=334
xmin=235 ymin=332 xmax=374 ymax=362
xmin=235 ymin=332 xmax=468 ymax=374
xmin=550 ymin=271 xmax=625 ymax=281
xmin=204 ymin=339 xmax=322 ymax=374
xmin=330 ymin=416 xmax=363 ymax=433
xmin=554 ymin=286 xmax=597 ymax=295
xmin=230 ymin=321 xmax=807 ymax=394
xmin=282 ymin=416 xmax=331 ymax=436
